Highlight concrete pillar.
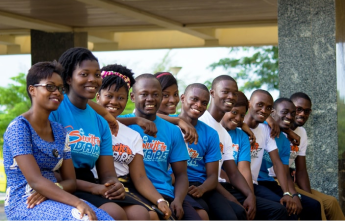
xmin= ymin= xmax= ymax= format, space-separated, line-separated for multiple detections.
xmin=30 ymin=30 xmax=87 ymax=65
xmin=278 ymin=0 xmax=343 ymax=208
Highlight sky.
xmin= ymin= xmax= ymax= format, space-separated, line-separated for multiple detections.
xmin=0 ymin=47 xmax=279 ymax=100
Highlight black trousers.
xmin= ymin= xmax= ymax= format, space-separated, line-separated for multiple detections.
xmin=189 ymin=182 xmax=247 ymax=220
xmin=220 ymin=182 xmax=289 ymax=220
xmin=161 ymin=194 xmax=202 ymax=220
xmin=258 ymin=181 xmax=322 ymax=220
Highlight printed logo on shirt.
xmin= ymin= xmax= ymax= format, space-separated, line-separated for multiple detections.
xmin=187 ymin=147 xmax=202 ymax=166
xmin=290 ymin=144 xmax=299 ymax=160
xmin=65 ymin=126 xmax=101 ymax=158
xmin=220 ymin=142 xmax=224 ymax=153
xmin=250 ymin=143 xmax=262 ymax=158
xmin=232 ymin=143 xmax=239 ymax=161
xmin=142 ymin=136 xmax=169 ymax=161
xmin=112 ymin=143 xmax=135 ymax=164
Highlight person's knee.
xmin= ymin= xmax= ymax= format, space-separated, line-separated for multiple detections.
xmin=99 ymin=202 xmax=127 ymax=220
xmin=124 ymin=205 xmax=150 ymax=220
xmin=149 ymin=211 xmax=159 ymax=220
xmin=196 ymin=209 xmax=209 ymax=220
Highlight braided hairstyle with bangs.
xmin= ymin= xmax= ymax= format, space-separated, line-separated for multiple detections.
xmin=58 ymin=47 xmax=98 ymax=93
xmin=100 ymin=64 xmax=135 ymax=94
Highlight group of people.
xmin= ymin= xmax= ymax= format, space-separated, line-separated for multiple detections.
xmin=3 ymin=47 xmax=344 ymax=220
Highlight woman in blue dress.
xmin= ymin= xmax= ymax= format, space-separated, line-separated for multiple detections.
xmin=3 ymin=61 xmax=112 ymax=220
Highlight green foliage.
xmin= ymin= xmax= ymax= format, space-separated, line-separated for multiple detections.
xmin=338 ymin=92 xmax=345 ymax=158
xmin=122 ymin=88 xmax=135 ymax=115
xmin=152 ymin=50 xmax=172 ymax=73
xmin=0 ymin=73 xmax=31 ymax=154
xmin=208 ymin=46 xmax=279 ymax=92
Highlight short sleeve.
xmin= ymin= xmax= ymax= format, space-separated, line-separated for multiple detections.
xmin=99 ymin=118 xmax=113 ymax=156
xmin=222 ymin=132 xmax=234 ymax=161
xmin=264 ymin=126 xmax=277 ymax=152
xmin=205 ymin=129 xmax=222 ymax=163
xmin=238 ymin=131 xmax=251 ymax=163
xmin=132 ymin=133 xmax=144 ymax=156
xmin=169 ymin=127 xmax=189 ymax=163
xmin=5 ymin=119 xmax=33 ymax=157
xmin=298 ymin=128 xmax=308 ymax=156
xmin=280 ymin=136 xmax=291 ymax=165
xmin=63 ymin=133 xmax=72 ymax=160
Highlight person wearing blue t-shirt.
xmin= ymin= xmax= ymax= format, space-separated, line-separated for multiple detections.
xmin=121 ymin=74 xmax=202 ymax=220
xmin=49 ymin=48 xmax=149 ymax=220
xmin=258 ymin=98 xmax=322 ymax=220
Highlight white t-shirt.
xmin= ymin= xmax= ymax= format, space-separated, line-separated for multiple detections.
xmin=250 ymin=123 xmax=277 ymax=184
xmin=199 ymin=110 xmax=234 ymax=182
xmin=92 ymin=121 xmax=144 ymax=178
xmin=268 ymin=126 xmax=308 ymax=177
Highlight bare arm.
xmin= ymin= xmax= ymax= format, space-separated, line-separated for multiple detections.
xmin=88 ymin=100 xmax=119 ymax=136
xmin=130 ymin=154 xmax=171 ymax=219
xmin=295 ymin=156 xmax=312 ymax=193
xmin=16 ymin=155 xmax=97 ymax=219
xmin=241 ymin=123 xmax=256 ymax=146
xmin=117 ymin=117 xmax=157 ymax=137
xmin=237 ymin=161 xmax=254 ymax=193
xmin=281 ymin=128 xmax=300 ymax=146
xmin=171 ymin=161 xmax=189 ymax=220
xmin=266 ymin=116 xmax=280 ymax=138
xmin=188 ymin=161 xmax=218 ymax=198
xmin=157 ymin=113 xmax=198 ymax=145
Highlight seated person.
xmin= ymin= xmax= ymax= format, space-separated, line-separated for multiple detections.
xmin=243 ymin=89 xmax=298 ymax=218
xmin=120 ymin=74 xmax=204 ymax=220
xmin=199 ymin=75 xmax=255 ymax=220
xmin=221 ymin=91 xmax=288 ymax=220
xmin=51 ymin=47 xmax=145 ymax=220
xmin=258 ymin=97 xmax=321 ymax=220
xmin=3 ymin=61 xmax=111 ymax=220
xmin=288 ymin=92 xmax=344 ymax=220
xmin=93 ymin=64 xmax=171 ymax=220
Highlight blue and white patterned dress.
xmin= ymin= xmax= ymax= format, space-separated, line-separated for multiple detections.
xmin=3 ymin=116 xmax=113 ymax=220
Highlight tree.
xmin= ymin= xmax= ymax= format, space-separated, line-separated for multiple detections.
xmin=0 ymin=73 xmax=31 ymax=154
xmin=208 ymin=46 xmax=278 ymax=92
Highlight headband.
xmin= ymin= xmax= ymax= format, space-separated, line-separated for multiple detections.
xmin=156 ymin=72 xmax=172 ymax=78
xmin=101 ymin=71 xmax=131 ymax=89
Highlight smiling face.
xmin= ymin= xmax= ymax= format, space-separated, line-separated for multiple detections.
xmin=158 ymin=84 xmax=180 ymax=115
xmin=131 ymin=77 xmax=162 ymax=120
xmin=272 ymin=101 xmax=296 ymax=129
xmin=67 ymin=60 xmax=101 ymax=100
xmin=29 ymin=72 xmax=64 ymax=111
xmin=181 ymin=87 xmax=209 ymax=120
xmin=248 ymin=92 xmax=273 ymax=123
xmin=221 ymin=106 xmax=247 ymax=130
xmin=292 ymin=98 xmax=312 ymax=126
xmin=211 ymin=80 xmax=238 ymax=113
xmin=97 ymin=84 xmax=128 ymax=118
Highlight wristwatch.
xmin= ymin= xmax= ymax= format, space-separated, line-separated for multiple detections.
xmin=283 ymin=192 xmax=292 ymax=197
xmin=157 ymin=198 xmax=169 ymax=207
xmin=292 ymin=193 xmax=302 ymax=200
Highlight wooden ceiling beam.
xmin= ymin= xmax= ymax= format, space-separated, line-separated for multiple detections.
xmin=0 ymin=10 xmax=72 ymax=32
xmin=75 ymin=0 xmax=217 ymax=40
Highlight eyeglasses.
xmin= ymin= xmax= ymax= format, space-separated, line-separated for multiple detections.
xmin=34 ymin=84 xmax=65 ymax=93
xmin=296 ymin=107 xmax=312 ymax=115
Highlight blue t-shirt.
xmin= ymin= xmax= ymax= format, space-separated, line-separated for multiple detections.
xmin=186 ymin=120 xmax=222 ymax=183
xmin=121 ymin=113 xmax=189 ymax=198
xmin=227 ymin=128 xmax=251 ymax=165
xmin=49 ymin=94 xmax=113 ymax=169
xmin=258 ymin=131 xmax=290 ymax=181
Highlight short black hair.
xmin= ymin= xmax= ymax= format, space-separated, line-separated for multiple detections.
xmin=58 ymin=47 xmax=98 ymax=93
xmin=234 ymin=91 xmax=249 ymax=111
xmin=250 ymin=89 xmax=273 ymax=100
xmin=100 ymin=64 xmax=135 ymax=94
xmin=133 ymin=74 xmax=161 ymax=92
xmin=290 ymin=92 xmax=312 ymax=104
xmin=184 ymin=83 xmax=209 ymax=95
xmin=273 ymin=97 xmax=294 ymax=109
xmin=154 ymin=72 xmax=177 ymax=91
xmin=211 ymin=75 xmax=236 ymax=89
xmin=26 ymin=60 xmax=64 ymax=102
